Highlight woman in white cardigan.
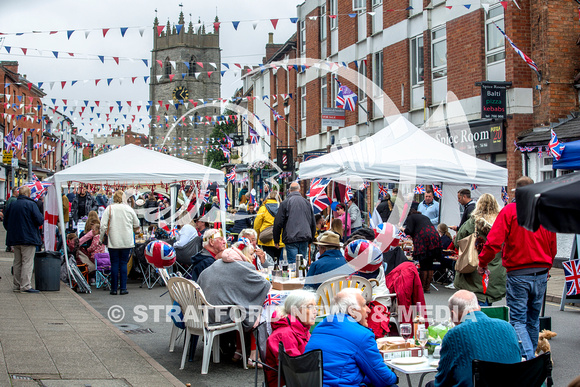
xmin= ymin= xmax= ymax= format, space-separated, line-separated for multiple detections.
xmin=100 ymin=190 xmax=140 ymax=295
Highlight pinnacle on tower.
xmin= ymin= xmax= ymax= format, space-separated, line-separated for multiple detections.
xmin=188 ymin=20 xmax=193 ymax=33
xmin=179 ymin=11 xmax=185 ymax=25
xmin=154 ymin=16 xmax=159 ymax=26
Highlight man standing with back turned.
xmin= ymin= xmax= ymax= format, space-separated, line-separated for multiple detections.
xmin=478 ymin=176 xmax=556 ymax=360
xmin=4 ymin=186 xmax=44 ymax=293
xmin=273 ymin=181 xmax=316 ymax=264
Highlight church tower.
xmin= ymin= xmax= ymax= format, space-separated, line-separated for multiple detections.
xmin=149 ymin=12 xmax=221 ymax=164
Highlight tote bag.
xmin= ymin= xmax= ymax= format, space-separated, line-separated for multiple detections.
xmin=456 ymin=233 xmax=479 ymax=274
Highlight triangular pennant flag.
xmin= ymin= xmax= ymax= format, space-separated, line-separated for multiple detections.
xmin=142 ymin=59 xmax=148 ymax=67
xmin=107 ymin=78 xmax=113 ymax=86
xmin=500 ymin=1 xmax=508 ymax=10
xmin=464 ymin=4 xmax=471 ymax=9
xmin=207 ymin=71 xmax=213 ymax=78
xmin=157 ymin=25 xmax=165 ymax=37
xmin=95 ymin=79 xmax=101 ymax=85
xmin=446 ymin=6 xmax=452 ymax=9
xmin=132 ymin=77 xmax=137 ymax=84
xmin=61 ymin=81 xmax=66 ymax=89
xmin=271 ymin=19 xmax=279 ymax=29
xmin=120 ymin=27 xmax=128 ymax=37
xmin=232 ymin=21 xmax=240 ymax=30
xmin=176 ymin=24 xmax=183 ymax=34
xmin=290 ymin=18 xmax=298 ymax=23
xmin=223 ymin=63 xmax=230 ymax=69
xmin=139 ymin=28 xmax=145 ymax=37
xmin=85 ymin=30 xmax=91 ymax=39
xmin=52 ymin=51 xmax=59 ymax=58
xmin=98 ymin=55 xmax=104 ymax=63
xmin=67 ymin=30 xmax=75 ymax=39
xmin=71 ymin=80 xmax=77 ymax=86
xmin=102 ymin=28 xmax=109 ymax=37
xmin=21 ymin=47 xmax=27 ymax=55
xmin=169 ymin=74 xmax=175 ymax=81
xmin=213 ymin=22 xmax=220 ymax=31
xmin=156 ymin=59 xmax=163 ymax=68
xmin=252 ymin=21 xmax=258 ymax=30
xmin=113 ymin=57 xmax=119 ymax=65
xmin=348 ymin=13 xmax=357 ymax=18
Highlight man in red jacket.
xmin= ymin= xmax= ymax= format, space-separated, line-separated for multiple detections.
xmin=478 ymin=176 xmax=557 ymax=360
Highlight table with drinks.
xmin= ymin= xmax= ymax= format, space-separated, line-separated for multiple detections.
xmin=379 ymin=314 xmax=438 ymax=387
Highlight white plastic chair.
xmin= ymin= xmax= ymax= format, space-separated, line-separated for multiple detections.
xmin=316 ymin=275 xmax=375 ymax=315
xmin=316 ymin=275 xmax=399 ymax=331
xmin=157 ymin=269 xmax=184 ymax=353
xmin=167 ymin=277 xmax=247 ymax=374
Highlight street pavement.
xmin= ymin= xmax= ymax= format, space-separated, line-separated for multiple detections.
xmin=1 ymin=224 xmax=579 ymax=386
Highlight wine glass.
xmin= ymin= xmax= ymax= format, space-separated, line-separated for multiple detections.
xmin=418 ymin=327 xmax=429 ymax=356
xmin=400 ymin=323 xmax=412 ymax=342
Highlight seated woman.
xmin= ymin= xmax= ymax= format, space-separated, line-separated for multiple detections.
xmin=265 ymin=290 xmax=317 ymax=387
xmin=197 ymin=239 xmax=271 ymax=368
xmin=78 ymin=222 xmax=106 ymax=285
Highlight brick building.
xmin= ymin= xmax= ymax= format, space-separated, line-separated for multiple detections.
xmin=0 ymin=61 xmax=55 ymax=196
xmin=244 ymin=0 xmax=580 ymax=202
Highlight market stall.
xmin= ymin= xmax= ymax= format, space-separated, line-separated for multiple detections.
xmin=298 ymin=116 xmax=508 ymax=226
xmin=46 ymin=144 xmax=225 ymax=286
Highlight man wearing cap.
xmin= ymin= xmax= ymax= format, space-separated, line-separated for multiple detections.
xmin=190 ymin=229 xmax=227 ymax=281
xmin=305 ymin=231 xmax=349 ymax=289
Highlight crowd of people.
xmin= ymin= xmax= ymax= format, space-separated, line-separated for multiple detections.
xmin=1 ymin=175 xmax=562 ymax=386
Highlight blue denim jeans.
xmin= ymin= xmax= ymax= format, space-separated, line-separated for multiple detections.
xmin=284 ymin=242 xmax=308 ymax=264
xmin=506 ymin=273 xmax=548 ymax=360
xmin=109 ymin=248 xmax=132 ymax=292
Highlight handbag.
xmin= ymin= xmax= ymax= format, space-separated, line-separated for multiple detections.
xmin=258 ymin=225 xmax=274 ymax=244
xmin=102 ymin=207 xmax=111 ymax=245
xmin=456 ymin=233 xmax=479 ymax=274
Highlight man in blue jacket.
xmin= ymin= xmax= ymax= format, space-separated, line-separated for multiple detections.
xmin=3 ymin=186 xmax=44 ymax=293
xmin=305 ymin=288 xmax=398 ymax=387
xmin=305 ymin=231 xmax=349 ymax=289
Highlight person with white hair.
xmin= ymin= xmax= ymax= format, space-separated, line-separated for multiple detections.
xmin=430 ymin=290 xmax=521 ymax=387
xmin=190 ymin=229 xmax=226 ymax=281
xmin=264 ymin=290 xmax=317 ymax=386
xmin=305 ymin=288 xmax=397 ymax=387
xmin=239 ymin=228 xmax=275 ymax=269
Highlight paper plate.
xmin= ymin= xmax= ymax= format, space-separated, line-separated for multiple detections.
xmin=391 ymin=357 xmax=427 ymax=365
xmin=430 ymin=360 xmax=439 ymax=367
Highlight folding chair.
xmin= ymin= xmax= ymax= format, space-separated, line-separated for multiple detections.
xmin=253 ymin=321 xmax=277 ymax=387
xmin=94 ymin=252 xmax=111 ymax=290
xmin=479 ymin=306 xmax=510 ymax=322
xmin=133 ymin=242 xmax=162 ymax=289
xmin=472 ymin=351 xmax=553 ymax=387
xmin=278 ymin=342 xmax=323 ymax=387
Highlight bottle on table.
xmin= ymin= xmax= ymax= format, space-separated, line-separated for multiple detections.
xmin=413 ymin=302 xmax=425 ymax=341
xmin=298 ymin=254 xmax=307 ymax=279
xmin=281 ymin=248 xmax=289 ymax=278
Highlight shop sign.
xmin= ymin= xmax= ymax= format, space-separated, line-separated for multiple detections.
xmin=321 ymin=107 xmax=345 ymax=127
xmin=427 ymin=121 xmax=505 ymax=154
xmin=481 ymin=82 xmax=508 ymax=119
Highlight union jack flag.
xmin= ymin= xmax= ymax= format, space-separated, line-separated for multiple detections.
xmin=563 ymin=259 xmax=580 ymax=296
xmin=414 ymin=185 xmax=425 ymax=194
xmin=263 ymin=293 xmax=282 ymax=306
xmin=433 ymin=185 xmax=442 ymax=199
xmin=202 ymin=189 xmax=211 ymax=204
xmin=335 ymin=78 xmax=358 ymax=111
xmin=359 ymin=181 xmax=370 ymax=190
xmin=226 ymin=168 xmax=236 ymax=183
xmin=378 ymin=183 xmax=389 ymax=198
xmin=221 ymin=145 xmax=230 ymax=159
xmin=501 ymin=186 xmax=509 ymax=205
xmin=471 ymin=184 xmax=478 ymax=191
xmin=169 ymin=227 xmax=179 ymax=238
xmin=494 ymin=22 xmax=541 ymax=81
xmin=4 ymin=130 xmax=14 ymax=151
xmin=248 ymin=191 xmax=255 ymax=206
xmin=549 ymin=129 xmax=565 ymax=161
xmin=14 ymin=133 xmax=23 ymax=150
xmin=262 ymin=122 xmax=275 ymax=136
xmin=308 ymin=178 xmax=331 ymax=200
xmin=249 ymin=127 xmax=260 ymax=144
xmin=225 ymin=192 xmax=231 ymax=208
xmin=26 ymin=174 xmax=51 ymax=201
xmin=311 ymin=191 xmax=330 ymax=214
xmin=267 ymin=104 xmax=284 ymax=122
xmin=225 ymin=135 xmax=234 ymax=149
xmin=397 ymin=229 xmax=408 ymax=239
xmin=344 ymin=183 xmax=353 ymax=203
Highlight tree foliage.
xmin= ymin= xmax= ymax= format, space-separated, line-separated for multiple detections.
xmin=204 ymin=118 xmax=236 ymax=170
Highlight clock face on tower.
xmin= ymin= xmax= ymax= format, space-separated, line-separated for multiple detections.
xmin=172 ymin=86 xmax=189 ymax=104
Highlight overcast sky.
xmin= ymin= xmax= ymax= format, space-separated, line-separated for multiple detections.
xmin=0 ymin=0 xmax=302 ymax=137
